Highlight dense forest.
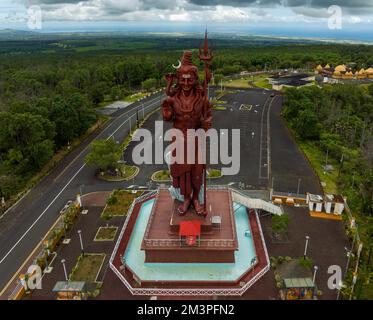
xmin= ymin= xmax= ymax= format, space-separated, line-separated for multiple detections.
xmin=284 ymin=84 xmax=373 ymax=215
xmin=1 ymin=35 xmax=373 ymax=205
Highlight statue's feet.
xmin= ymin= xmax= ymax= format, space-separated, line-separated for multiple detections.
xmin=193 ymin=198 xmax=206 ymax=217
xmin=178 ymin=198 xmax=191 ymax=216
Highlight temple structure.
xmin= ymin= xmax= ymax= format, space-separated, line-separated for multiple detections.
xmin=315 ymin=64 xmax=373 ymax=79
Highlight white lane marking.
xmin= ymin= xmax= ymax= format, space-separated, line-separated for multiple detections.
xmin=259 ymin=96 xmax=276 ymax=179
xmin=258 ymin=97 xmax=269 ymax=179
xmin=266 ymin=96 xmax=275 ymax=182
xmin=0 ymin=95 xmax=163 ymax=265
xmin=0 ymin=164 xmax=85 ymax=265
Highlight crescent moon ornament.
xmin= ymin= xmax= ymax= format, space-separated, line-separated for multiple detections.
xmin=172 ymin=60 xmax=181 ymax=69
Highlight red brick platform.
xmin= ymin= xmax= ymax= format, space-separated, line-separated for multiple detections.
xmin=141 ymin=189 xmax=238 ymax=263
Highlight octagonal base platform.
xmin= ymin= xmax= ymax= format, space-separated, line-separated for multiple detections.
xmin=109 ymin=187 xmax=270 ymax=297
xmin=141 ymin=188 xmax=238 ymax=263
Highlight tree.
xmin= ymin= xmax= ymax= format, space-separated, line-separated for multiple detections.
xmin=85 ymin=138 xmax=122 ymax=172
xmin=368 ymin=84 xmax=373 ymax=97
xmin=214 ymin=73 xmax=224 ymax=85
xmin=296 ymin=108 xmax=321 ymax=140
xmin=141 ymin=78 xmax=157 ymax=91
xmin=0 ymin=112 xmax=55 ymax=173
xmin=49 ymin=94 xmax=97 ymax=147
xmin=89 ymin=82 xmax=107 ymax=105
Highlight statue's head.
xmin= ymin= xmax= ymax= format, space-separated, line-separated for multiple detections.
xmin=177 ymin=51 xmax=199 ymax=93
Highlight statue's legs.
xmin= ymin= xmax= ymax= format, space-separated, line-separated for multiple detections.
xmin=176 ymin=171 xmax=192 ymax=215
xmin=191 ymin=166 xmax=205 ymax=216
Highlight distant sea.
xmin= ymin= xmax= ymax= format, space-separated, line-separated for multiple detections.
xmin=2 ymin=21 xmax=373 ymax=43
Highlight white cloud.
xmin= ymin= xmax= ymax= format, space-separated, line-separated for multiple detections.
xmin=348 ymin=15 xmax=361 ymax=24
xmin=1 ymin=0 xmax=372 ymax=24
xmin=169 ymin=11 xmax=192 ymax=22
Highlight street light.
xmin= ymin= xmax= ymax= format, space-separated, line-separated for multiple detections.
xmin=79 ymin=184 xmax=84 ymax=209
xmin=77 ymin=230 xmax=84 ymax=256
xmin=304 ymin=236 xmax=310 ymax=259
xmin=297 ymin=178 xmax=301 ymax=197
xmin=250 ymin=257 xmax=257 ymax=277
xmin=61 ymin=259 xmax=68 ymax=281
xmin=312 ymin=266 xmax=318 ymax=284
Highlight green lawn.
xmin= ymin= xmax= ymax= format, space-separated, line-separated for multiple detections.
xmin=100 ymin=165 xmax=138 ymax=182
xmin=152 ymin=169 xmax=171 ymax=181
xmin=298 ymin=141 xmax=339 ymax=193
xmin=69 ymin=254 xmax=106 ymax=283
xmin=253 ymin=79 xmax=272 ymax=89
xmin=213 ymin=105 xmax=227 ymax=111
xmin=94 ymin=227 xmax=118 ymax=241
xmin=222 ymin=74 xmax=272 ymax=89
xmin=207 ymin=169 xmax=222 ymax=178
xmin=223 ymin=78 xmax=252 ymax=88
xmin=101 ymin=189 xmax=143 ymax=219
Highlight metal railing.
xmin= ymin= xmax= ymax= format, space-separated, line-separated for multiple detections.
xmin=272 ymin=190 xmax=306 ymax=199
xmin=143 ymin=238 xmax=235 ymax=248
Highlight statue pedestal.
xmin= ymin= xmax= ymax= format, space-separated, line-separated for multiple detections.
xmin=141 ymin=188 xmax=238 ymax=263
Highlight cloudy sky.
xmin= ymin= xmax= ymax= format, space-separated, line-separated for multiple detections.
xmin=1 ymin=0 xmax=373 ymax=40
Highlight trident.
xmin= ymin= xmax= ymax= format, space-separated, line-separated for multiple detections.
xmin=198 ymin=29 xmax=213 ymax=216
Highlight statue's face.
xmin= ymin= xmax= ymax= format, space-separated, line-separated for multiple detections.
xmin=179 ymin=72 xmax=195 ymax=93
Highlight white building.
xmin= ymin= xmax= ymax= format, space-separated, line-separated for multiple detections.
xmin=306 ymin=193 xmax=345 ymax=216
xmin=324 ymin=194 xmax=345 ymax=215
xmin=307 ymin=193 xmax=323 ymax=212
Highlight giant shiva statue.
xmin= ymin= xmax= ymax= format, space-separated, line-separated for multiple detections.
xmin=162 ymin=31 xmax=213 ymax=217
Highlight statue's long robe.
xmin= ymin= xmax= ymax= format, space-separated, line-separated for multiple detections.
xmin=162 ymin=89 xmax=212 ymax=199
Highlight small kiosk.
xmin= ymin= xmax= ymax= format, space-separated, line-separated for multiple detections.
xmin=282 ymin=277 xmax=315 ymax=300
xmin=52 ymin=281 xmax=86 ymax=300
xmin=306 ymin=193 xmax=344 ymax=220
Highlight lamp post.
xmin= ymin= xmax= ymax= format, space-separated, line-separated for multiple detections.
xmin=61 ymin=259 xmax=68 ymax=281
xmin=77 ymin=230 xmax=84 ymax=257
xmin=312 ymin=266 xmax=318 ymax=284
xmin=297 ymin=178 xmax=301 ymax=197
xmin=336 ymin=280 xmax=344 ymax=300
xmin=79 ymin=184 xmax=84 ymax=209
xmin=251 ymin=257 xmax=256 ymax=277
xmin=304 ymin=236 xmax=310 ymax=259
xmin=136 ymin=107 xmax=140 ymax=128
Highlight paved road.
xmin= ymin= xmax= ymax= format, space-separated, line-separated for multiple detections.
xmin=269 ymin=95 xmax=322 ymax=195
xmin=0 ymin=92 xmax=164 ymax=292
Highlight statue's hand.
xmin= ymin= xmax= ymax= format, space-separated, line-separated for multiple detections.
xmin=162 ymin=100 xmax=173 ymax=121
xmin=165 ymin=73 xmax=176 ymax=83
xmin=201 ymin=119 xmax=212 ymax=131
